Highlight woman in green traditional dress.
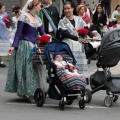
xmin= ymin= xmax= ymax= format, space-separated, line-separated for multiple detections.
xmin=5 ymin=0 xmax=49 ymax=101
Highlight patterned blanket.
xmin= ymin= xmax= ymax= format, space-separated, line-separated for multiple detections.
xmin=56 ymin=68 xmax=87 ymax=90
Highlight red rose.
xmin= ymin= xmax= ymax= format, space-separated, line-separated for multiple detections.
xmin=77 ymin=28 xmax=89 ymax=35
xmin=37 ymin=35 xmax=51 ymax=44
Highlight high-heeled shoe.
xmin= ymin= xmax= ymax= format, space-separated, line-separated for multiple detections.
xmin=0 ymin=63 xmax=6 ymax=67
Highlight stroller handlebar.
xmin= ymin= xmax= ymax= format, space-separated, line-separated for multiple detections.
xmin=84 ymin=38 xmax=101 ymax=43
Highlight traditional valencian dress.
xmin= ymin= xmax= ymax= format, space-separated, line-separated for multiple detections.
xmin=0 ymin=12 xmax=10 ymax=58
xmin=58 ymin=15 xmax=88 ymax=78
xmin=5 ymin=13 xmax=47 ymax=96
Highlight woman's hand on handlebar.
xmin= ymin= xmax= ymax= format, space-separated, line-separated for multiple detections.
xmin=92 ymin=37 xmax=99 ymax=41
xmin=78 ymin=37 xmax=85 ymax=43
xmin=46 ymin=34 xmax=52 ymax=37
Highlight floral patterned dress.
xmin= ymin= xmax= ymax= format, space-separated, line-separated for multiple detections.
xmin=5 ymin=13 xmax=48 ymax=96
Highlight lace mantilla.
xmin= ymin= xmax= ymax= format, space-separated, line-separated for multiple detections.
xmin=19 ymin=13 xmax=42 ymax=28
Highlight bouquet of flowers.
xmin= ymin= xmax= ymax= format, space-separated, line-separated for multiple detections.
xmin=3 ymin=16 xmax=12 ymax=28
xmin=37 ymin=35 xmax=51 ymax=44
xmin=77 ymin=28 xmax=89 ymax=38
xmin=114 ymin=14 xmax=120 ymax=19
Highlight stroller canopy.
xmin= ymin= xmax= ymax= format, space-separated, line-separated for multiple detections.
xmin=100 ymin=28 xmax=120 ymax=51
xmin=44 ymin=41 xmax=77 ymax=64
xmin=98 ymin=28 xmax=120 ymax=67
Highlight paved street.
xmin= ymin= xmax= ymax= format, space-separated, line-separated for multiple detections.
xmin=1 ymin=60 xmax=120 ymax=120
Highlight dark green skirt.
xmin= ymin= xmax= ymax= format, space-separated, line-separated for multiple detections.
xmin=5 ymin=40 xmax=40 ymax=96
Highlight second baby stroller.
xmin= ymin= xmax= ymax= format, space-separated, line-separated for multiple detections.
xmin=33 ymin=41 xmax=91 ymax=110
xmin=90 ymin=28 xmax=120 ymax=107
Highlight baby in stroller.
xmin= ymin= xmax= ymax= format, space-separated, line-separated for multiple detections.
xmin=53 ymin=52 xmax=83 ymax=77
xmin=34 ymin=41 xmax=91 ymax=110
xmin=53 ymin=52 xmax=86 ymax=91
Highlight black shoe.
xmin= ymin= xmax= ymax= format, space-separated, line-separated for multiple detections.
xmin=0 ymin=63 xmax=6 ymax=67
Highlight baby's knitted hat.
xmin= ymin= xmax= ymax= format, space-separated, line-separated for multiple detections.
xmin=53 ymin=52 xmax=63 ymax=60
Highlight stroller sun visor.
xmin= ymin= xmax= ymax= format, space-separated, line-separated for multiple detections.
xmin=100 ymin=28 xmax=120 ymax=51
xmin=44 ymin=41 xmax=77 ymax=64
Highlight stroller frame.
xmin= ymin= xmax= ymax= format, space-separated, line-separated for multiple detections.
xmin=90 ymin=28 xmax=120 ymax=107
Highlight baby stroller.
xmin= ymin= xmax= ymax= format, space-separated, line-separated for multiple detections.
xmin=84 ymin=25 xmax=102 ymax=64
xmin=90 ymin=28 xmax=120 ymax=107
xmin=33 ymin=41 xmax=91 ymax=110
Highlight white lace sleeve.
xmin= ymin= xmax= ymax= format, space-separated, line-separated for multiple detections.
xmin=18 ymin=13 xmax=30 ymax=23
xmin=36 ymin=16 xmax=42 ymax=26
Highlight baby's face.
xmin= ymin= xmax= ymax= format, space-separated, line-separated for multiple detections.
xmin=55 ymin=55 xmax=63 ymax=61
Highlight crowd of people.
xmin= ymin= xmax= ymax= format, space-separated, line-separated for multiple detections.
xmin=0 ymin=0 xmax=120 ymax=102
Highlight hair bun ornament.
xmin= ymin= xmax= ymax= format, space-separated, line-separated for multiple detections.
xmin=22 ymin=0 xmax=33 ymax=12
xmin=28 ymin=1 xmax=32 ymax=7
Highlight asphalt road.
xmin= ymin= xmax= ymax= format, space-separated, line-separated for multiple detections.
xmin=0 ymin=60 xmax=120 ymax=120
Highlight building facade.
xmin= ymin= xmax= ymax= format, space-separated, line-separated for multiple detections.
xmin=1 ymin=0 xmax=120 ymax=17
xmin=0 ymin=0 xmax=27 ymax=16
xmin=61 ymin=0 xmax=120 ymax=17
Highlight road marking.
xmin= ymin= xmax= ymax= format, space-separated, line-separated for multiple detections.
xmin=6 ymin=103 xmax=107 ymax=109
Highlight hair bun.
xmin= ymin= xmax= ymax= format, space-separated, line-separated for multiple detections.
xmin=12 ymin=5 xmax=21 ymax=13
xmin=27 ymin=0 xmax=40 ymax=11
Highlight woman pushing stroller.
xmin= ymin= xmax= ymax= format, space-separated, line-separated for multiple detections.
xmin=5 ymin=0 xmax=50 ymax=101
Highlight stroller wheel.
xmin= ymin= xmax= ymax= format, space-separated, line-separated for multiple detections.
xmin=79 ymin=100 xmax=85 ymax=109
xmin=104 ymin=96 xmax=113 ymax=107
xmin=85 ymin=89 xmax=92 ymax=103
xmin=34 ymin=88 xmax=45 ymax=107
xmin=66 ymin=99 xmax=74 ymax=105
xmin=113 ymin=95 xmax=119 ymax=102
xmin=59 ymin=101 xmax=65 ymax=110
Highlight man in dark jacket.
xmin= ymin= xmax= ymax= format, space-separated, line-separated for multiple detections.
xmin=37 ymin=0 xmax=60 ymax=37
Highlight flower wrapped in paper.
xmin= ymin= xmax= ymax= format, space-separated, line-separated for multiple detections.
xmin=37 ymin=35 xmax=51 ymax=44
xmin=3 ymin=16 xmax=12 ymax=28
xmin=77 ymin=28 xmax=89 ymax=38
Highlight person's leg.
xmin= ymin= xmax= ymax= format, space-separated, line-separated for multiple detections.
xmin=37 ymin=64 xmax=49 ymax=93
